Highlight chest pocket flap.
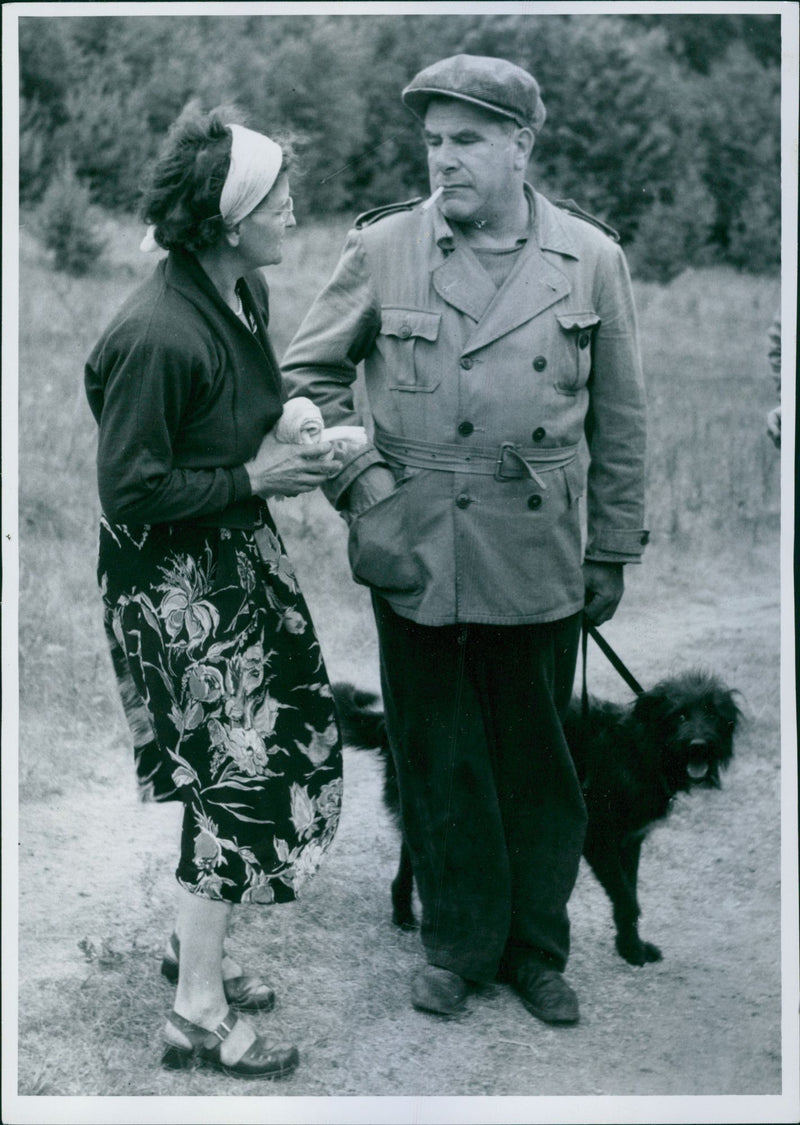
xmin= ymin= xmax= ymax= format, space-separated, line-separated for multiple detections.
xmin=381 ymin=308 xmax=441 ymax=341
xmin=555 ymin=311 xmax=601 ymax=394
xmin=381 ymin=307 xmax=442 ymax=391
xmin=556 ymin=311 xmax=601 ymax=333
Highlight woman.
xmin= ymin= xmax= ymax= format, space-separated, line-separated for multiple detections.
xmin=84 ymin=105 xmax=343 ymax=1079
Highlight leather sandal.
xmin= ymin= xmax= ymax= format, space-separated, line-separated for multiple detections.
xmin=161 ymin=933 xmax=276 ymax=1013
xmin=161 ymin=1007 xmax=299 ymax=1079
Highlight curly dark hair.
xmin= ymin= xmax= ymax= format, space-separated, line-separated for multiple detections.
xmin=140 ymin=102 xmax=281 ymax=254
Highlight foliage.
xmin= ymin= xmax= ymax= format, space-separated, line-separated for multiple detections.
xmin=19 ymin=97 xmax=56 ymax=205
xmin=726 ymin=179 xmax=781 ymax=274
xmin=17 ymin=12 xmax=781 ymax=277
xmin=626 ymin=169 xmax=718 ymax=284
xmin=523 ymin=19 xmax=690 ymax=244
xmin=623 ymin=12 xmax=781 ymax=72
xmin=36 ymin=161 xmax=107 ymax=275
xmin=697 ymin=43 xmax=781 ymax=270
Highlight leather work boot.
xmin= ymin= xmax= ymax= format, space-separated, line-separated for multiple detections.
xmin=507 ymin=960 xmax=580 ymax=1025
xmin=411 ymin=966 xmax=469 ymax=1018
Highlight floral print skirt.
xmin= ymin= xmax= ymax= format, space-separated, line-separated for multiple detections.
xmin=97 ymin=515 xmax=342 ymax=905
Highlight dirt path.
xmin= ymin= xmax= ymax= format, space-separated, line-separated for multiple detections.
xmin=14 ymin=559 xmax=788 ymax=1104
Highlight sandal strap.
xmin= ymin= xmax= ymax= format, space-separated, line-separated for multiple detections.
xmin=167 ymin=1007 xmax=239 ymax=1050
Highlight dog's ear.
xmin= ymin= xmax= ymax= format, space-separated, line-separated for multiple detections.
xmin=632 ymin=684 xmax=674 ymax=732
xmin=712 ymin=686 xmax=741 ymax=769
xmin=714 ymin=686 xmax=742 ymax=733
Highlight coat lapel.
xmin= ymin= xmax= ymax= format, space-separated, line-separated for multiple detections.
xmin=460 ymin=189 xmax=580 ymax=355
xmin=463 ymin=243 xmax=571 ymax=355
xmin=165 ymin=251 xmax=282 ymax=394
xmin=430 ymin=244 xmax=498 ymax=323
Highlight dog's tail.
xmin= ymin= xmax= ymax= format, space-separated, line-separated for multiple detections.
xmin=332 ymin=681 xmax=389 ymax=752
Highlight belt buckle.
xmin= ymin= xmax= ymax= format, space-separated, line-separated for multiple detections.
xmin=494 ymin=441 xmax=521 ymax=481
xmin=494 ymin=442 xmax=548 ymax=489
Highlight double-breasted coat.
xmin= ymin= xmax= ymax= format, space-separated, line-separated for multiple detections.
xmin=282 ymin=186 xmax=648 ymax=626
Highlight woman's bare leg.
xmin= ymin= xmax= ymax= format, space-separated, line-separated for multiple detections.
xmin=165 ymin=886 xmax=255 ymax=1063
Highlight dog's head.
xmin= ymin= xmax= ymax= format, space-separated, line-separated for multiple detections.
xmin=632 ymin=671 xmax=741 ymax=793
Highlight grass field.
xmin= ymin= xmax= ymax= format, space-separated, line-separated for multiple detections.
xmin=12 ymin=213 xmax=787 ymax=1104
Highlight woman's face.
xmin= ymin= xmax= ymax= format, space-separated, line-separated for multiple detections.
xmin=237 ymin=172 xmax=296 ymax=267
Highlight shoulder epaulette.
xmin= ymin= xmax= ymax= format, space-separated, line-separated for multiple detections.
xmin=355 ymin=197 xmax=424 ymax=229
xmin=554 ymin=198 xmax=620 ymax=243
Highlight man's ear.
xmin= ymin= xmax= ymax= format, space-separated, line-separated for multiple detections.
xmin=513 ymin=127 xmax=535 ymax=170
xmin=224 ymin=224 xmax=241 ymax=248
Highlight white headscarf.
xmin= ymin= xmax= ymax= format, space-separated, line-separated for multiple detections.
xmin=140 ymin=122 xmax=283 ymax=252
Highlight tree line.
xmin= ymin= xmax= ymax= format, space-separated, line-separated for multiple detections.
xmin=20 ymin=12 xmax=781 ymax=280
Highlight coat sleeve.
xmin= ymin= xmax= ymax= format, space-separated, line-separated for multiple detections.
xmin=87 ymin=325 xmax=251 ymax=525
xmin=583 ymin=242 xmax=649 ymax=562
xmin=281 ymin=230 xmax=388 ymax=507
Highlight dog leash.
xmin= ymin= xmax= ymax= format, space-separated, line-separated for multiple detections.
xmin=581 ymin=616 xmax=645 ymax=720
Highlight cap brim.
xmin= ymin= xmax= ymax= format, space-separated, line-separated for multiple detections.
xmin=402 ymin=87 xmax=527 ymax=128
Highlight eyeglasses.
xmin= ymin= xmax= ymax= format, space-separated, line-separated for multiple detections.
xmin=250 ymin=197 xmax=294 ymax=224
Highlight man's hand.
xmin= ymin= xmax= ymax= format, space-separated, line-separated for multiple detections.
xmin=343 ymin=465 xmax=397 ymax=522
xmin=583 ymin=561 xmax=625 ymax=625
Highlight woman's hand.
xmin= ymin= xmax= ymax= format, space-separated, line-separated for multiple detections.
xmin=244 ymin=429 xmax=343 ymax=498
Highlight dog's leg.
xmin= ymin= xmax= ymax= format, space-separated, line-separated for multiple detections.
xmin=583 ymin=829 xmax=653 ymax=966
xmin=616 ymin=837 xmax=662 ymax=963
xmin=391 ymin=840 xmax=417 ymax=930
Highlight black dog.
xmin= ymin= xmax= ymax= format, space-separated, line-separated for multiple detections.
xmin=333 ymin=671 xmax=740 ymax=966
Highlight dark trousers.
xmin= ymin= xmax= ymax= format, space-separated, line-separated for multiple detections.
xmin=372 ymin=596 xmax=587 ymax=982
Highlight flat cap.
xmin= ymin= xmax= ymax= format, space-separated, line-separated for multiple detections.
xmin=402 ymin=54 xmax=546 ymax=132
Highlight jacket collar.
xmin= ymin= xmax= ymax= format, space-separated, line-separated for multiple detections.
xmin=426 ymin=184 xmax=576 ymax=350
xmin=163 ymin=247 xmax=265 ymax=325
xmin=429 ymin=184 xmax=580 ymax=260
xmin=161 ymin=248 xmax=282 ymax=386
xmin=163 ymin=246 xmax=227 ymax=311
xmin=532 ymin=188 xmax=581 ymax=259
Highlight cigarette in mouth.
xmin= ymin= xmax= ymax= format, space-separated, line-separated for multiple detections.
xmin=421 ymin=186 xmax=444 ymax=210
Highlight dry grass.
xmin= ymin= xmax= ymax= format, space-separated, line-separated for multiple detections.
xmin=13 ymin=213 xmax=785 ymax=1102
xmin=634 ymin=269 xmax=780 ymax=547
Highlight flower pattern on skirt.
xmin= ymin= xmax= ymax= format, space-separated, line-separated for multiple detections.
xmin=98 ymin=516 xmax=342 ymax=905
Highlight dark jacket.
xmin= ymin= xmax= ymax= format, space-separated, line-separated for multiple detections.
xmin=85 ymin=248 xmax=284 ymax=528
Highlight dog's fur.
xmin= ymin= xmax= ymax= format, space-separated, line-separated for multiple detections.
xmin=333 ymin=671 xmax=740 ymax=965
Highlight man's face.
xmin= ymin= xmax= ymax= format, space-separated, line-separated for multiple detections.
xmin=422 ymin=99 xmax=528 ymax=226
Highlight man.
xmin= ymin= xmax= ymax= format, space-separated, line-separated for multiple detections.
xmin=766 ymin=310 xmax=781 ymax=448
xmin=283 ymin=54 xmax=647 ymax=1024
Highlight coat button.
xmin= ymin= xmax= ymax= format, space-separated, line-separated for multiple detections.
xmin=578 ymin=332 xmax=590 ymax=349
xmin=458 ymin=421 xmax=474 ymax=436
xmin=399 ymin=324 xmax=412 ymax=338
xmin=533 ymin=356 xmax=547 ymax=371
xmin=460 ymin=357 xmax=474 ymax=370
xmin=456 ymin=494 xmax=472 ymax=509
xmin=532 ymin=427 xmax=546 ymax=442
xmin=527 ymin=494 xmax=543 ymax=510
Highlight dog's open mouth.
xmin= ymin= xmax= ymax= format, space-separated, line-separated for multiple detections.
xmin=687 ymin=759 xmax=710 ymax=781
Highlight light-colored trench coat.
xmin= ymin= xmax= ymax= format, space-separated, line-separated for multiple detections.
xmin=282 ymin=185 xmax=647 ymax=626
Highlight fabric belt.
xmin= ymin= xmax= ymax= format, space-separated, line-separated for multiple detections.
xmin=374 ymin=426 xmax=579 ymax=490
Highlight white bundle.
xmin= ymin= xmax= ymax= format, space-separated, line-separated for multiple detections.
xmin=323 ymin=425 xmax=370 ymax=452
xmin=276 ymin=398 xmax=368 ymax=455
xmin=275 ymin=397 xmax=325 ymax=444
